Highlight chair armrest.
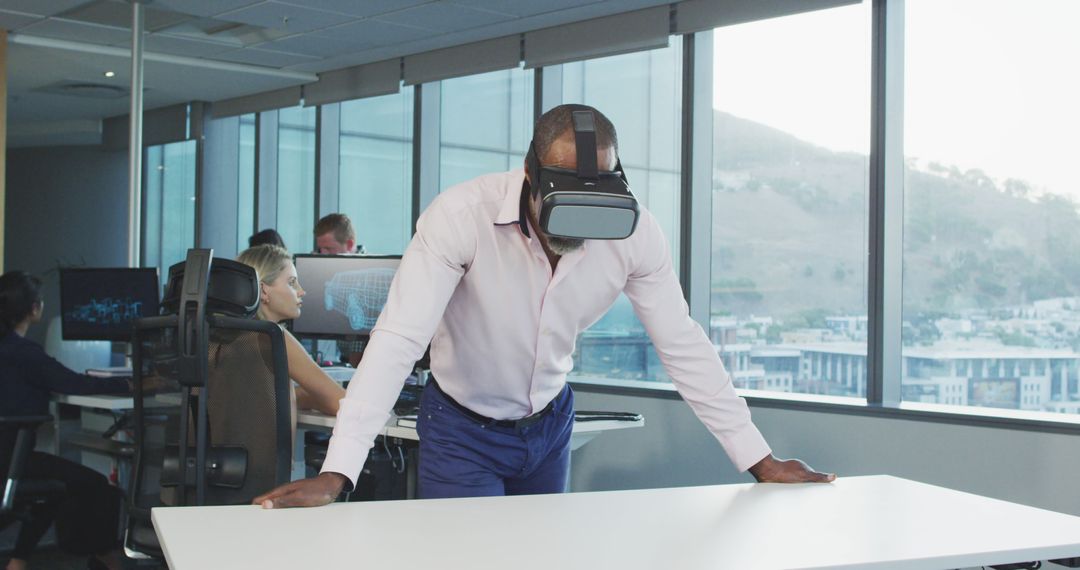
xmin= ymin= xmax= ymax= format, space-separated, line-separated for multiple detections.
xmin=1 ymin=415 xmax=53 ymax=513
xmin=0 ymin=415 xmax=54 ymax=428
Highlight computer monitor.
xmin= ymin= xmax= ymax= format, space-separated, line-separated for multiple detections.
xmin=59 ymin=267 xmax=160 ymax=341
xmin=291 ymin=254 xmax=401 ymax=339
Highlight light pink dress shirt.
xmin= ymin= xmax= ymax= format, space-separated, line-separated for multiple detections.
xmin=321 ymin=169 xmax=771 ymax=487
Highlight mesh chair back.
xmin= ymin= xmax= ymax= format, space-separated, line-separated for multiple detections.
xmin=124 ymin=316 xmax=291 ymax=558
xmin=204 ymin=315 xmax=291 ymax=505
xmin=126 ymin=316 xmax=184 ymax=558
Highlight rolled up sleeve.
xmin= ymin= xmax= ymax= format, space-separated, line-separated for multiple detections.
xmin=621 ymin=213 xmax=771 ymax=472
xmin=321 ymin=195 xmax=474 ymax=487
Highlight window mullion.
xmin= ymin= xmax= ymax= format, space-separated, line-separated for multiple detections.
xmin=685 ymin=32 xmax=713 ymax=330
xmin=868 ymin=0 xmax=905 ymax=405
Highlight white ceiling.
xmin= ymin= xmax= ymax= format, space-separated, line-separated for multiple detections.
xmin=1 ymin=0 xmax=672 ymax=139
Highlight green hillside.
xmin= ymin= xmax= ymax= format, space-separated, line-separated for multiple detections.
xmin=710 ymin=110 xmax=1080 ymax=321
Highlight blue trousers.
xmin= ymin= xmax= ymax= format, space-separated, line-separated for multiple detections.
xmin=416 ymin=383 xmax=574 ymax=499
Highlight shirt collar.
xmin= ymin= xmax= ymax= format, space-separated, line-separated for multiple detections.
xmin=494 ymin=168 xmax=531 ymax=238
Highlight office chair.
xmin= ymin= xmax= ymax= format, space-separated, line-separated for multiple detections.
xmin=124 ymin=249 xmax=292 ymax=559
xmin=0 ymin=415 xmax=66 ymax=548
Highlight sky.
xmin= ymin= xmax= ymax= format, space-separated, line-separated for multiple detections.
xmin=712 ymin=0 xmax=1080 ymax=200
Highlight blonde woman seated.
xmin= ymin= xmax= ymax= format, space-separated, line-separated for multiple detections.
xmin=236 ymin=245 xmax=345 ymax=417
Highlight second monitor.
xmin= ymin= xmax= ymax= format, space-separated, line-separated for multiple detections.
xmin=291 ymin=254 xmax=401 ymax=339
xmin=60 ymin=267 xmax=160 ymax=341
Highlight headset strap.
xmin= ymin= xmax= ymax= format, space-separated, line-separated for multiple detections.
xmin=525 ymin=142 xmax=542 ymax=197
xmin=572 ymin=110 xmax=599 ymax=180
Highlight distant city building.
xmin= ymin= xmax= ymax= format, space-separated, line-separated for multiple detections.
xmin=825 ymin=316 xmax=868 ymax=340
xmin=781 ymin=328 xmax=829 ymax=344
xmin=903 ymin=343 xmax=1078 ymax=411
xmin=935 ymin=318 xmax=973 ymax=337
xmin=573 ymin=304 xmax=1080 ymax=415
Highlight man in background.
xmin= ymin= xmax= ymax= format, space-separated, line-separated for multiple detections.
xmin=313 ymin=213 xmax=367 ymax=365
xmin=314 ymin=214 xmax=366 ymax=255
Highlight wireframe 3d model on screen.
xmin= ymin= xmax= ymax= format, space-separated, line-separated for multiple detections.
xmin=290 ymin=255 xmax=401 ymax=338
xmin=323 ymin=268 xmax=396 ymax=331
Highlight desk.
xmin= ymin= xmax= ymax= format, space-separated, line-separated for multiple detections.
xmin=151 ymin=474 xmax=1080 ymax=570
xmin=49 ymin=394 xmax=145 ymax=488
xmin=297 ymin=410 xmax=644 ymax=451
xmin=51 ymin=394 xmax=145 ymax=459
xmin=53 ymin=393 xmax=139 ymax=410
xmin=51 ymin=394 xmax=172 ymax=451
xmin=53 ymin=395 xmax=644 ymax=491
xmin=295 ymin=411 xmax=644 ymax=493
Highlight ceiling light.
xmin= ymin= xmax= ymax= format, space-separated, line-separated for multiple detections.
xmin=10 ymin=33 xmax=318 ymax=83
xmin=104 ymin=71 xmax=116 ymax=78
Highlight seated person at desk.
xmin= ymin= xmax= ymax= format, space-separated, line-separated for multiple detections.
xmin=0 ymin=271 xmax=126 ymax=570
xmin=236 ymin=245 xmax=345 ymax=418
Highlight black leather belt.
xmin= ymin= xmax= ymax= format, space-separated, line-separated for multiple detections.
xmin=429 ymin=378 xmax=556 ymax=429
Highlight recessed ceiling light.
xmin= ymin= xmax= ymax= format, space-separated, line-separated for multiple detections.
xmin=104 ymin=71 xmax=115 ymax=78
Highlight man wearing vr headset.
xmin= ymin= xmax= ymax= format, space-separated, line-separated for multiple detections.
xmin=254 ymin=104 xmax=833 ymax=508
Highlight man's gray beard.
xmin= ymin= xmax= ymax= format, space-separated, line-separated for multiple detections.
xmin=547 ymin=235 xmax=585 ymax=255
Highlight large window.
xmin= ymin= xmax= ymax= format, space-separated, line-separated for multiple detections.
xmin=562 ymin=42 xmax=683 ymax=383
xmin=236 ymin=113 xmax=256 ymax=252
xmin=901 ymin=0 xmax=1080 ymax=414
xmin=144 ymin=139 xmax=197 ymax=276
xmin=339 ymin=89 xmax=414 ymax=255
xmin=277 ymin=106 xmax=317 ymax=254
xmin=710 ymin=3 xmax=871 ymax=398
xmin=439 ymin=68 xmax=534 ymax=190
xmin=171 ymin=0 xmax=1080 ymax=425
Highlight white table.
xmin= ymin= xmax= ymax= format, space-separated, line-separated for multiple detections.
xmin=151 ymin=474 xmax=1080 ymax=570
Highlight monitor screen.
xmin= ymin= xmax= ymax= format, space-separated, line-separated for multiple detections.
xmin=59 ymin=268 xmax=160 ymax=341
xmin=291 ymin=255 xmax=401 ymax=338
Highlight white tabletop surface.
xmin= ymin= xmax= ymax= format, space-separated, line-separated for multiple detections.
xmin=297 ymin=410 xmax=643 ymax=452
xmin=152 ymin=475 xmax=1080 ymax=570
xmin=54 ymin=393 xmax=136 ymax=410
xmin=297 ymin=410 xmax=642 ymax=436
xmin=53 ymin=393 xmax=172 ymax=410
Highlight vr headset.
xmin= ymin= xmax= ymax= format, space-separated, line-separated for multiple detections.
xmin=525 ymin=109 xmax=639 ymax=240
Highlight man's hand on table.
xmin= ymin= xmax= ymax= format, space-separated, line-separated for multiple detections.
xmin=253 ymin=472 xmax=348 ymax=509
xmin=749 ymin=454 xmax=835 ymax=483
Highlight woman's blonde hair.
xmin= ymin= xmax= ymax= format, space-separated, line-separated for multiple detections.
xmin=236 ymin=244 xmax=292 ymax=320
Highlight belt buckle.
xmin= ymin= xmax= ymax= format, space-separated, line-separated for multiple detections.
xmin=514 ymin=402 xmax=552 ymax=429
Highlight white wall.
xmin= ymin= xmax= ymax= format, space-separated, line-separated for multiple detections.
xmin=4 ymin=145 xmax=129 ymax=344
xmin=570 ymin=387 xmax=1080 ymax=516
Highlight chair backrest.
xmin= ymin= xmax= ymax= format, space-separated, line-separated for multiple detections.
xmin=203 ymin=315 xmax=291 ymax=504
xmin=125 ymin=315 xmax=183 ymax=558
xmin=125 ymin=250 xmax=291 ymax=559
